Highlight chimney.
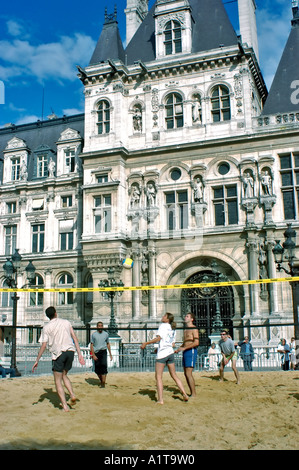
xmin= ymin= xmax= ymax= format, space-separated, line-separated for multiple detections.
xmin=238 ymin=0 xmax=259 ymax=61
xmin=125 ymin=0 xmax=148 ymax=45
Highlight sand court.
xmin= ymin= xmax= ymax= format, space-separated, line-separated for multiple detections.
xmin=1 ymin=370 xmax=298 ymax=450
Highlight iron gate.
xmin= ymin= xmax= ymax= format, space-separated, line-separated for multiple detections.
xmin=181 ymin=270 xmax=234 ymax=352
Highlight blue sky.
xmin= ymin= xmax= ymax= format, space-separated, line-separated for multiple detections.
xmin=0 ymin=0 xmax=293 ymax=128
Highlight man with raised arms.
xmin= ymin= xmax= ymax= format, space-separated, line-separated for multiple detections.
xmin=175 ymin=312 xmax=199 ymax=397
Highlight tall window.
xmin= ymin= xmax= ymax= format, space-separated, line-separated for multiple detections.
xmin=213 ymin=185 xmax=238 ymax=226
xmin=32 ymin=224 xmax=45 ymax=253
xmin=58 ymin=273 xmax=73 ymax=305
xmin=37 ymin=154 xmax=48 ymax=178
xmin=5 ymin=225 xmax=17 ymax=255
xmin=6 ymin=202 xmax=17 ymax=214
xmin=64 ymin=148 xmax=75 ymax=173
xmin=97 ymin=100 xmax=110 ymax=135
xmin=165 ymin=93 xmax=184 ymax=129
xmin=279 ymin=153 xmax=299 ymax=220
xmin=94 ymin=195 xmax=112 ymax=233
xmin=61 ymin=195 xmax=73 ymax=208
xmin=164 ymin=20 xmax=182 ymax=55
xmin=1 ymin=280 xmax=13 ymax=307
xmin=211 ymin=85 xmax=231 ymax=122
xmin=11 ymin=157 xmax=20 ymax=181
xmin=29 ymin=274 xmax=44 ymax=306
xmin=60 ymin=232 xmax=73 ymax=251
xmin=165 ymin=190 xmax=188 ymax=231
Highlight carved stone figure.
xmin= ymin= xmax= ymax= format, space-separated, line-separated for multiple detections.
xmin=242 ymin=171 xmax=254 ymax=198
xmin=192 ymin=97 xmax=202 ymax=123
xmin=133 ymin=105 xmax=142 ymax=132
xmin=48 ymin=158 xmax=56 ymax=177
xmin=129 ymin=183 xmax=141 ymax=207
xmin=145 ymin=182 xmax=156 ymax=207
xmin=20 ymin=160 xmax=28 ymax=181
xmin=261 ymin=170 xmax=272 ymax=196
xmin=193 ymin=177 xmax=204 ymax=202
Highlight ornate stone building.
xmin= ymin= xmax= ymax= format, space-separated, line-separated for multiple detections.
xmin=1 ymin=0 xmax=299 ymax=348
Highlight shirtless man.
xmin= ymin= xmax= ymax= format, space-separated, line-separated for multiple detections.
xmin=175 ymin=313 xmax=199 ymax=397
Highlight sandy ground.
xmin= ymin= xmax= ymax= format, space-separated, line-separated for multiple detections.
xmin=1 ymin=370 xmax=298 ymax=451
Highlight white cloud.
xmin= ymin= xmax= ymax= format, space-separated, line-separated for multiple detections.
xmin=0 ymin=32 xmax=95 ymax=84
xmin=7 ymin=20 xmax=23 ymax=37
xmin=256 ymin=1 xmax=291 ymax=89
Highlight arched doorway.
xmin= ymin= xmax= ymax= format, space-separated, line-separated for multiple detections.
xmin=181 ymin=270 xmax=235 ymax=352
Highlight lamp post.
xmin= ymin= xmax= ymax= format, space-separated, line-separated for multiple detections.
xmin=3 ymin=249 xmax=36 ymax=375
xmin=98 ymin=267 xmax=124 ymax=337
xmin=273 ymin=224 xmax=299 ymax=370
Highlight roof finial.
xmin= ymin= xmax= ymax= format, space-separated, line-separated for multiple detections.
xmin=104 ymin=4 xmax=118 ymax=24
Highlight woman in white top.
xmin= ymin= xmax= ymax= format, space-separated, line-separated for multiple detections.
xmin=141 ymin=312 xmax=188 ymax=404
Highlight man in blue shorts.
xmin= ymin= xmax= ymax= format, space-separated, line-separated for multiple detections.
xmin=175 ymin=313 xmax=199 ymax=397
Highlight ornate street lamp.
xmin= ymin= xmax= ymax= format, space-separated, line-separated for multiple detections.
xmin=273 ymin=224 xmax=299 ymax=369
xmin=98 ymin=267 xmax=124 ymax=337
xmin=3 ymin=249 xmax=36 ymax=375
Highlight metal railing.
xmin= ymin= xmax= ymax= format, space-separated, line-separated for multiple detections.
xmin=0 ymin=345 xmax=291 ymax=377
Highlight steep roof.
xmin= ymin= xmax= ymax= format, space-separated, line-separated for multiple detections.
xmin=89 ymin=10 xmax=125 ymax=65
xmin=0 ymin=114 xmax=84 ymax=182
xmin=262 ymin=7 xmax=299 ymax=115
xmin=125 ymin=0 xmax=239 ymax=65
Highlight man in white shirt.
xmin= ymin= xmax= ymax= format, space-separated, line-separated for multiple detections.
xmin=32 ymin=306 xmax=85 ymax=412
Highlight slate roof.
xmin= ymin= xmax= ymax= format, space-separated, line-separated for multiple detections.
xmin=89 ymin=0 xmax=239 ymax=67
xmin=89 ymin=12 xmax=125 ymax=65
xmin=262 ymin=8 xmax=299 ymax=115
xmin=125 ymin=0 xmax=239 ymax=64
xmin=0 ymin=114 xmax=84 ymax=183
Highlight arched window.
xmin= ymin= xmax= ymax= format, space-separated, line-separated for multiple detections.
xmin=29 ymin=274 xmax=44 ymax=306
xmin=164 ymin=20 xmax=182 ymax=55
xmin=211 ymin=85 xmax=231 ymax=122
xmin=58 ymin=273 xmax=74 ymax=305
xmin=97 ymin=100 xmax=110 ymax=135
xmin=165 ymin=93 xmax=184 ymax=129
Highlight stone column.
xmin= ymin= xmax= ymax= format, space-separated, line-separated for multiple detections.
xmin=131 ymin=242 xmax=141 ymax=319
xmin=265 ymin=237 xmax=279 ymax=315
xmin=246 ymin=238 xmax=260 ymax=316
xmin=148 ymin=241 xmax=157 ymax=319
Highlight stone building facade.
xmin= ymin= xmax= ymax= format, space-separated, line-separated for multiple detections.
xmin=0 ymin=0 xmax=299 ymax=349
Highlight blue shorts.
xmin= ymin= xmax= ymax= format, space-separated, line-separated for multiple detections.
xmin=183 ymin=348 xmax=198 ymax=368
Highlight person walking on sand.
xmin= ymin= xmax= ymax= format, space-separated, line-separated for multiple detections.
xmin=219 ymin=329 xmax=240 ymax=384
xmin=175 ymin=312 xmax=199 ymax=397
xmin=90 ymin=321 xmax=113 ymax=388
xmin=141 ymin=312 xmax=189 ymax=405
xmin=32 ymin=306 xmax=85 ymax=412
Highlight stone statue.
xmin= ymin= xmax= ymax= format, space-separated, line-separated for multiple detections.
xmin=193 ymin=177 xmax=204 ymax=202
xmin=20 ymin=160 xmax=28 ymax=181
xmin=242 ymin=171 xmax=255 ymax=198
xmin=146 ymin=182 xmax=156 ymax=207
xmin=48 ymin=158 xmax=56 ymax=177
xmin=133 ymin=106 xmax=142 ymax=132
xmin=261 ymin=170 xmax=272 ymax=196
xmin=192 ymin=97 xmax=202 ymax=123
xmin=129 ymin=183 xmax=141 ymax=207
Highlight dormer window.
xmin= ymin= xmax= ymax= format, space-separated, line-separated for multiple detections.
xmin=65 ymin=148 xmax=76 ymax=173
xmin=11 ymin=157 xmax=20 ymax=181
xmin=164 ymin=20 xmax=182 ymax=55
